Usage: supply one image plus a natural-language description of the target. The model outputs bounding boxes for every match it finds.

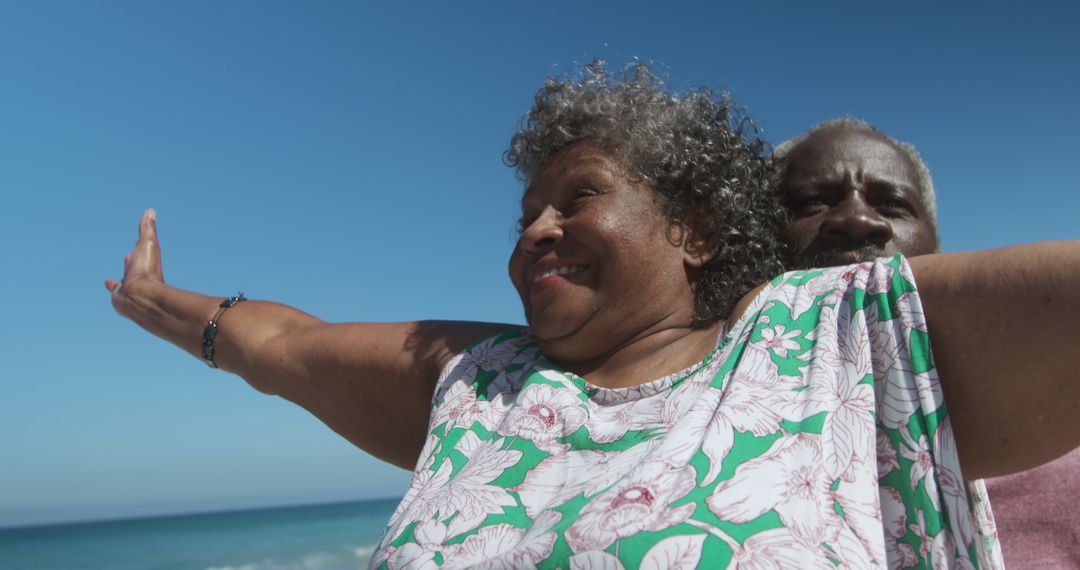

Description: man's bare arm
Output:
[912,242,1080,478]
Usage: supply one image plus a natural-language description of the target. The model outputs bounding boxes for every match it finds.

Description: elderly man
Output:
[776,118,1080,568]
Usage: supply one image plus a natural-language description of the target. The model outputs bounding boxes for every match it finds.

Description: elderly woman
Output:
[107,64,1078,568]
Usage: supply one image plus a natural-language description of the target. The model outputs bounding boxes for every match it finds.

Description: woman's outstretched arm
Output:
[912,241,1080,479]
[106,210,515,469]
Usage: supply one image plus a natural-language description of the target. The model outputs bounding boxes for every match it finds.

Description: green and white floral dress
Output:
[372,256,1002,569]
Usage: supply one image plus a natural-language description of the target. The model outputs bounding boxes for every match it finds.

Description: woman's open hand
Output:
[105,209,164,320]
[98,207,514,467]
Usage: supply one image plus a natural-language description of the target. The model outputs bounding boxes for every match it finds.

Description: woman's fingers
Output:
[106,209,164,300]
[123,209,164,281]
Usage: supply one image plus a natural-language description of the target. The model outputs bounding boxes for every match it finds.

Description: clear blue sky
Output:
[1,1,1077,528]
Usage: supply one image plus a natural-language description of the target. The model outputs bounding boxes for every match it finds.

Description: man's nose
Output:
[818,193,894,247]
[520,207,563,256]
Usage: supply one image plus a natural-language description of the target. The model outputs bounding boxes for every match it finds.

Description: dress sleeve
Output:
[840,254,1003,569]
[766,254,1002,568]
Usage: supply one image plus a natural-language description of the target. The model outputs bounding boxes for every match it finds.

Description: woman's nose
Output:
[819,193,894,247]
[520,207,563,256]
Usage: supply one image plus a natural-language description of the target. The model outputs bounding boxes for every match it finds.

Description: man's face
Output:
[780,127,938,267]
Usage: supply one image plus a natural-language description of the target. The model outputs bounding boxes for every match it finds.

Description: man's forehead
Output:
[794,128,896,159]
[786,128,919,184]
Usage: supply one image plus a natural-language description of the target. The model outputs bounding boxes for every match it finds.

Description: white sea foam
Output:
[354,543,377,563]
[8,498,397,570]
[302,552,336,569]
[202,544,379,570]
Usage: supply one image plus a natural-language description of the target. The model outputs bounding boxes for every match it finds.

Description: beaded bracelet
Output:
[201,293,246,368]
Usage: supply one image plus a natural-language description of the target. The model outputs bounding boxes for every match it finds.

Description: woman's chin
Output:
[524,297,595,341]
[528,318,581,343]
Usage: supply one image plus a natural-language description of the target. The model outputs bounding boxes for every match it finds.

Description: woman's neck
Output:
[546,320,725,389]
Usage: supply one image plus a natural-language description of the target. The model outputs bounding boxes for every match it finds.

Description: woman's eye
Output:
[516,215,537,233]
[570,189,596,203]
[561,190,595,215]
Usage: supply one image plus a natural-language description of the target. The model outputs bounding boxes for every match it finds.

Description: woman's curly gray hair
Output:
[505,61,788,327]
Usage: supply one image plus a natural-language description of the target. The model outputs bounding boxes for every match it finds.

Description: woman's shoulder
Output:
[724,254,922,349]
[759,254,916,305]
[432,326,539,398]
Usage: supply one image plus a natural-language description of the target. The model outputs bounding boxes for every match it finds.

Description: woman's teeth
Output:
[534,265,586,283]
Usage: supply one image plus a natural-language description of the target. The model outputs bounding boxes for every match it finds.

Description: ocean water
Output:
[0,498,399,570]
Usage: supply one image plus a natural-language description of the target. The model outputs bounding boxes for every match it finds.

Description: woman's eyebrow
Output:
[519,189,544,210]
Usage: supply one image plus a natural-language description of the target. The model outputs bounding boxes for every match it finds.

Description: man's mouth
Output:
[799,245,887,269]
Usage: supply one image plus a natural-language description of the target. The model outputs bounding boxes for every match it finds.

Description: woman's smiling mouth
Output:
[532,264,588,283]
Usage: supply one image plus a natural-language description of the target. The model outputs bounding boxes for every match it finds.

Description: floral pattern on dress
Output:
[565,460,697,553]
[373,255,1002,569]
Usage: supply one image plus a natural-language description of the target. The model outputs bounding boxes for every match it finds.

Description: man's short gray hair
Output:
[774,117,939,230]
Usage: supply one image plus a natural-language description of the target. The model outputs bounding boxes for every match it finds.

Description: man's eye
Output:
[792,199,828,215]
[876,198,914,215]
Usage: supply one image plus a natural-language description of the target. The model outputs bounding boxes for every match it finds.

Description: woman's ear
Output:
[685,208,717,268]
[682,232,714,268]
[666,217,715,269]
